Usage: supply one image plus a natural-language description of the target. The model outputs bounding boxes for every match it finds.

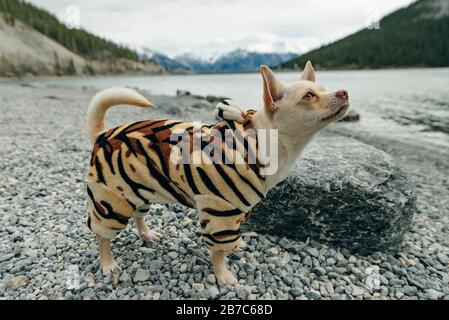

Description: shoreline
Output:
[2,66,449,82]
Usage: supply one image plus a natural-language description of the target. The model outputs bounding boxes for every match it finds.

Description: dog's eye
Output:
[303,92,315,100]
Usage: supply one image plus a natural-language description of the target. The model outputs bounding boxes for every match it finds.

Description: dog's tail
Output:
[87,87,156,144]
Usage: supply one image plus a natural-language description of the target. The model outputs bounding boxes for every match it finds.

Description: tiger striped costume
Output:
[86,100,265,252]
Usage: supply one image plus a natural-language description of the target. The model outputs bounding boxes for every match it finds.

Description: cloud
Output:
[28,0,415,58]
[175,33,321,58]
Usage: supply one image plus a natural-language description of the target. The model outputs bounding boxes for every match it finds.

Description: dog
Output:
[85,61,349,285]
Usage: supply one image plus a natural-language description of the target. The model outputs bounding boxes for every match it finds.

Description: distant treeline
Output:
[0,0,140,62]
[282,0,449,69]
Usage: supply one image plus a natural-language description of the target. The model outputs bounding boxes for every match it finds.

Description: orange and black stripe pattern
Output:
[86,110,266,251]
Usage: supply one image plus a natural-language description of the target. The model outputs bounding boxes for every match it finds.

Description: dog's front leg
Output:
[211,250,237,286]
[194,195,241,286]
[96,234,121,285]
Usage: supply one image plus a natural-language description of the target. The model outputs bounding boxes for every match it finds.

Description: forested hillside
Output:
[0,0,164,76]
[282,0,449,69]
[0,0,139,61]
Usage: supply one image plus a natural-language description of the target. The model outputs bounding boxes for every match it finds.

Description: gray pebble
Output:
[351,285,364,297]
[426,289,444,300]
[45,248,57,258]
[305,291,321,300]
[167,252,179,259]
[134,269,149,282]
[0,253,16,263]
[289,288,303,298]
[312,266,326,276]
[206,274,216,285]
[209,286,220,299]
[303,256,313,267]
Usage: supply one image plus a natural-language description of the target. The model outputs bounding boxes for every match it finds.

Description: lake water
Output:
[19,68,449,150]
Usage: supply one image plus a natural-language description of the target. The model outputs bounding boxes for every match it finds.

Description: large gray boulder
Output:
[246,137,416,255]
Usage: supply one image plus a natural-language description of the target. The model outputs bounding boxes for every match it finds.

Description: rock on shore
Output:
[247,137,416,254]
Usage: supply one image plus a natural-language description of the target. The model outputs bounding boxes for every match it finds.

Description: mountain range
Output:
[174,49,297,73]
[132,46,298,73]
[128,45,190,72]
[282,0,449,69]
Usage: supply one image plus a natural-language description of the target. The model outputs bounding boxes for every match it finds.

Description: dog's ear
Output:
[300,61,315,82]
[260,65,283,115]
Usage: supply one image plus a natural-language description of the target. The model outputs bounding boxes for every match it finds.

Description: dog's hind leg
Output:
[87,182,134,285]
[133,205,161,242]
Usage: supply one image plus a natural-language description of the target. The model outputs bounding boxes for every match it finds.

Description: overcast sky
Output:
[28,0,415,58]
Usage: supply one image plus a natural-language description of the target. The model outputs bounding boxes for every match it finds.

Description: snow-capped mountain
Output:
[127,44,298,73]
[174,53,212,72]
[150,52,190,72]
[128,44,189,72]
[214,49,298,72]
[175,49,298,73]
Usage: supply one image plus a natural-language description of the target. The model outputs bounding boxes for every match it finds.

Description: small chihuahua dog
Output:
[85,61,349,285]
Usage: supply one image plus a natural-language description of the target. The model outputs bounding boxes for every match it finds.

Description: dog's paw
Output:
[101,259,121,287]
[216,268,237,286]
[101,259,121,276]
[139,229,162,242]
[235,240,247,251]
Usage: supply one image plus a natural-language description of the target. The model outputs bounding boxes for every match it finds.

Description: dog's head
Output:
[260,61,349,135]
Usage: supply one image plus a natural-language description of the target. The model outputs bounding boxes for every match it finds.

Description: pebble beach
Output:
[0,83,448,300]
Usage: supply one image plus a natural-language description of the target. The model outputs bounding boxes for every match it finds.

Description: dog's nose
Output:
[336,90,348,100]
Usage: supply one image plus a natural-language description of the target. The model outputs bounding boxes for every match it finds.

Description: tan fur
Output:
[86,87,156,144]
[254,62,349,188]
